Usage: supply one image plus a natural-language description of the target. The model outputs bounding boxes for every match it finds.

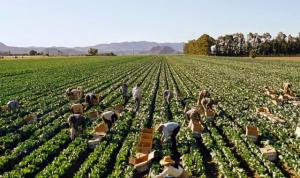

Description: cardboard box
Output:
[140,132,153,140]
[256,107,269,113]
[260,145,277,161]
[94,123,108,136]
[129,151,155,173]
[141,128,153,134]
[246,126,259,142]
[88,111,99,119]
[24,113,37,123]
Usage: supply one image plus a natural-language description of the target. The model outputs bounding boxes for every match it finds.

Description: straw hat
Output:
[114,104,124,113]
[160,156,175,166]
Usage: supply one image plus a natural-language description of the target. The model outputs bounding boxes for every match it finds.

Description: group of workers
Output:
[154,89,215,178]
[66,83,142,140]
[3,81,297,178]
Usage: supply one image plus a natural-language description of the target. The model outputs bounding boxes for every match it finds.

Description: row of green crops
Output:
[0,55,299,177]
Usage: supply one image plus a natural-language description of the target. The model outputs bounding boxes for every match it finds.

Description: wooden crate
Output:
[260,145,277,161]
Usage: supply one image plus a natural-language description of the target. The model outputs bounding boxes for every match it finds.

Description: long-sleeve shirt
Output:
[162,122,179,142]
[154,165,184,178]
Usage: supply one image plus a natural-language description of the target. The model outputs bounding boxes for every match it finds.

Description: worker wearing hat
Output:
[7,100,20,113]
[154,156,188,178]
[157,122,180,149]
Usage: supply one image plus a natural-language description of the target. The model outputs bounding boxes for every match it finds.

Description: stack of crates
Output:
[137,128,153,154]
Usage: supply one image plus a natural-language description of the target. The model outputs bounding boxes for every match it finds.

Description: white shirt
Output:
[132,86,141,99]
[102,111,114,120]
[162,122,179,142]
[154,165,184,178]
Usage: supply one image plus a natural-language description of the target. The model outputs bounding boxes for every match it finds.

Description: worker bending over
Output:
[157,122,180,149]
[65,87,84,99]
[154,156,188,178]
[185,107,202,123]
[68,114,86,140]
[163,90,174,104]
[85,93,98,106]
[101,110,119,129]
[7,100,20,112]
[70,103,85,114]
[197,89,211,106]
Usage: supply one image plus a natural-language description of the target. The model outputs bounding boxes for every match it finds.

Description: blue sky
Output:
[1,0,300,47]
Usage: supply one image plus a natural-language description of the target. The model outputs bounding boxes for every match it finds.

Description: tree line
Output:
[184,32,300,57]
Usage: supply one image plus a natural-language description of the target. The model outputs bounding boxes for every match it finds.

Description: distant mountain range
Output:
[0,41,184,55]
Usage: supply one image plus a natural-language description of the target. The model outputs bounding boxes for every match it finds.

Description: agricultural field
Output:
[0,55,299,178]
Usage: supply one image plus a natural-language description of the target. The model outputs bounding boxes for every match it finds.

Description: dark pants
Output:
[171,126,180,149]
[134,98,141,112]
[122,94,128,104]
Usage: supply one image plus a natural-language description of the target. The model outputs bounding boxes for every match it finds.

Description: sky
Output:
[1,0,300,47]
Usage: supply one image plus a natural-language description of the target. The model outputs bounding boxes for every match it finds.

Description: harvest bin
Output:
[246,126,259,142]
[88,111,99,119]
[260,145,277,161]
[129,151,155,173]
[24,113,37,123]
[94,123,108,136]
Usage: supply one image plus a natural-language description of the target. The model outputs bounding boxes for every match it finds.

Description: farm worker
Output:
[185,108,202,123]
[176,91,186,108]
[163,90,174,104]
[70,103,84,114]
[201,98,214,111]
[132,84,142,112]
[65,87,84,99]
[68,114,86,140]
[85,93,98,106]
[120,83,129,104]
[7,100,20,112]
[101,110,119,129]
[157,122,180,149]
[154,156,188,178]
[283,83,296,98]
[197,89,211,106]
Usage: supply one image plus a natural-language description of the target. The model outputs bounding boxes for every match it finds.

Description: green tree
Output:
[88,48,98,56]
[29,50,38,56]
